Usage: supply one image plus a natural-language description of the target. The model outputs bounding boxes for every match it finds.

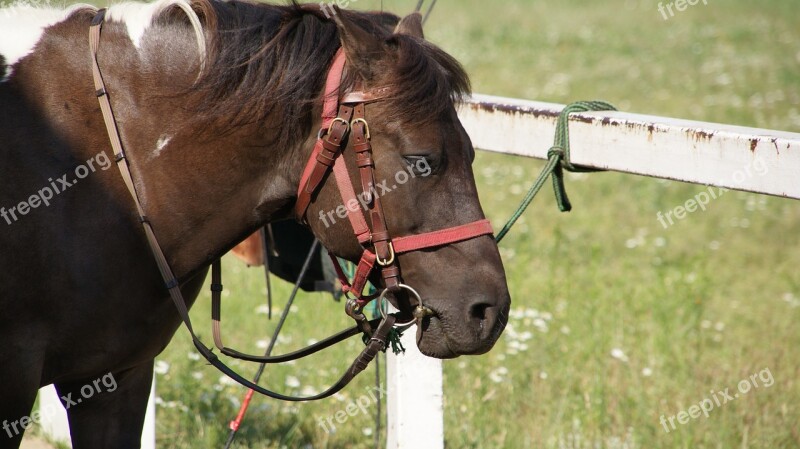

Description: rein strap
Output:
[89,10,391,402]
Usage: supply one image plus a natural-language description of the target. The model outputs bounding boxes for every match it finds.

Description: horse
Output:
[0,0,511,447]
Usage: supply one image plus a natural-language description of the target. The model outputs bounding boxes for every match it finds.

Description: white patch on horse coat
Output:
[0,4,88,82]
[0,0,204,82]
[107,0,206,68]
[153,134,172,158]
[107,1,167,49]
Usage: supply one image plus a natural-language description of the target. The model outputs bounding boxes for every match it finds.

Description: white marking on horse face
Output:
[0,5,75,82]
[153,134,173,158]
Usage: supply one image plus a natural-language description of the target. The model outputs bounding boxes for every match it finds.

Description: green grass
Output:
[150,0,800,448]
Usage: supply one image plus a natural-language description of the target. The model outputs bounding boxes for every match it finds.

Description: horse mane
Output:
[185,0,471,147]
[22,0,470,147]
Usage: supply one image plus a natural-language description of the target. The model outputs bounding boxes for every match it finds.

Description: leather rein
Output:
[89,9,493,401]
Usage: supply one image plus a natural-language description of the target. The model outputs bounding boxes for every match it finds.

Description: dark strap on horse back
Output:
[90,11,391,402]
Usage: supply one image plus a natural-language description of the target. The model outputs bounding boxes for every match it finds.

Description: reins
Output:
[91,9,391,402]
[89,8,494,401]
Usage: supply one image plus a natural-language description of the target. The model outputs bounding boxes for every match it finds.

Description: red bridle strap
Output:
[295,49,349,221]
[392,219,494,254]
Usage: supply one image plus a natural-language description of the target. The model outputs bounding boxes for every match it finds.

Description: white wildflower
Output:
[285,376,301,388]
[610,348,629,363]
[154,360,170,375]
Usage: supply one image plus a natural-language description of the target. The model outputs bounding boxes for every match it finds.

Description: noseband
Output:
[88,10,492,401]
[295,49,494,326]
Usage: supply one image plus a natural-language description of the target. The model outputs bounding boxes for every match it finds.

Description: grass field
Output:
[124,0,799,448]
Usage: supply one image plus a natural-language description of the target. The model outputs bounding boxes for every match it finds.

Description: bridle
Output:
[88,9,493,401]
[294,48,494,330]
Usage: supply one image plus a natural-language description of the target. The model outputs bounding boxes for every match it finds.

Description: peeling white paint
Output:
[459,94,800,200]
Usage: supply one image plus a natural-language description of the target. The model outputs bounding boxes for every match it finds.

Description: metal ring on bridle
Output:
[379,283,433,326]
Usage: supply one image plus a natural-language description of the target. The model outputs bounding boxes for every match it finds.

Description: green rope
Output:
[350,100,615,350]
[494,100,617,243]
[361,327,406,354]
[386,329,406,355]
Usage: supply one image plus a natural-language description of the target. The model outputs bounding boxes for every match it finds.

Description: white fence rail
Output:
[460,94,800,200]
[36,93,800,448]
[386,93,799,448]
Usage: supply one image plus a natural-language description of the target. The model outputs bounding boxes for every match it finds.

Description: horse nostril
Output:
[469,301,492,322]
[468,300,505,341]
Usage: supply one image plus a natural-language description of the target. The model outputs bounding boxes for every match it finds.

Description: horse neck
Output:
[23,10,312,279]
[114,28,314,278]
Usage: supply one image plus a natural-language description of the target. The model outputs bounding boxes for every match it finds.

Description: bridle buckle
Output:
[350,117,371,139]
[375,241,395,266]
[327,117,350,135]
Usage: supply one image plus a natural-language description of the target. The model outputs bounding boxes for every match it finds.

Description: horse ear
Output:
[394,12,424,39]
[332,7,384,81]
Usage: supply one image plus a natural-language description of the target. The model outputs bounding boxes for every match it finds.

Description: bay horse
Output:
[0,0,510,447]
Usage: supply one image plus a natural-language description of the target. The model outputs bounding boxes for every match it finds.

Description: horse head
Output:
[294,9,511,358]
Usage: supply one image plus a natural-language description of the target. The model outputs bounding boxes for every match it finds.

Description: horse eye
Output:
[403,155,436,176]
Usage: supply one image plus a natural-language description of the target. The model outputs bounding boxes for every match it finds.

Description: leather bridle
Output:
[89,10,493,401]
[295,48,494,328]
